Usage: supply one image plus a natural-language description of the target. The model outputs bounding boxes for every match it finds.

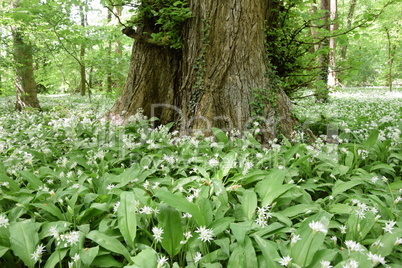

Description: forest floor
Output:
[0,87,402,267]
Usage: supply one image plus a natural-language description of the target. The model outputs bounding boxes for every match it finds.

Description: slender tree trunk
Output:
[315,0,330,101]
[106,0,296,140]
[107,8,113,92]
[327,0,338,88]
[79,3,87,96]
[11,3,41,110]
[340,0,356,59]
[385,27,395,92]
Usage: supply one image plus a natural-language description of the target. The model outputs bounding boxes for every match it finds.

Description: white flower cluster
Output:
[255,205,272,227]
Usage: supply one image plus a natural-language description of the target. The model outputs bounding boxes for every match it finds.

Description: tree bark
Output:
[340,0,356,59]
[12,22,41,110]
[385,26,396,92]
[106,0,296,140]
[327,0,338,88]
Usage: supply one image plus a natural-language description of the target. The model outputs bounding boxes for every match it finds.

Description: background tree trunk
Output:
[340,0,356,60]
[314,0,331,101]
[327,0,338,88]
[106,0,296,139]
[12,2,41,110]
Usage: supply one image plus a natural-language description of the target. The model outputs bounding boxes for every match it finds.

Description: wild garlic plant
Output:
[0,88,401,267]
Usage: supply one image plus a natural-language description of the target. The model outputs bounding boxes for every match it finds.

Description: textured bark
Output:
[12,30,41,111]
[107,0,296,139]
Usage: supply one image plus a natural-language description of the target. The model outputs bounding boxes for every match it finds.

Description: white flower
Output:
[49,226,59,238]
[373,239,384,248]
[152,227,164,243]
[72,253,80,262]
[113,202,120,213]
[106,184,116,190]
[208,158,219,167]
[278,256,292,266]
[139,206,154,215]
[184,231,193,240]
[157,255,168,268]
[194,252,202,263]
[195,226,214,242]
[31,244,46,262]
[395,237,402,245]
[0,214,9,228]
[291,234,301,244]
[340,225,347,234]
[65,231,80,246]
[345,240,364,252]
[320,260,333,268]
[309,220,328,234]
[367,252,386,266]
[383,220,396,233]
[342,259,359,268]
[255,205,272,227]
[182,212,192,218]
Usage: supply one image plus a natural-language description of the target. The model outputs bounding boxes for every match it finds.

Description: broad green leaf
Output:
[86,230,131,261]
[281,204,319,218]
[217,151,237,178]
[212,127,229,143]
[129,248,158,268]
[308,249,338,268]
[43,248,68,268]
[370,163,395,173]
[9,221,40,268]
[230,221,252,245]
[364,129,379,148]
[33,203,65,221]
[0,245,9,258]
[332,179,365,196]
[158,204,183,258]
[374,229,402,257]
[329,203,353,215]
[242,189,257,221]
[19,171,43,189]
[198,197,213,226]
[155,190,205,226]
[117,191,137,249]
[345,151,354,167]
[227,236,257,268]
[290,211,333,267]
[256,169,290,206]
[209,217,235,236]
[254,235,281,268]
[80,246,99,266]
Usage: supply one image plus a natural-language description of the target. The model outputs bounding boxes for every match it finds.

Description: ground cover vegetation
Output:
[1,0,402,267]
[0,87,402,267]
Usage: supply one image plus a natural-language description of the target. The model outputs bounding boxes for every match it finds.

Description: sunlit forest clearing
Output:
[1,0,402,267]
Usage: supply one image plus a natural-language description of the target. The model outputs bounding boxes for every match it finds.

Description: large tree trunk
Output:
[12,27,41,111]
[106,0,296,140]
